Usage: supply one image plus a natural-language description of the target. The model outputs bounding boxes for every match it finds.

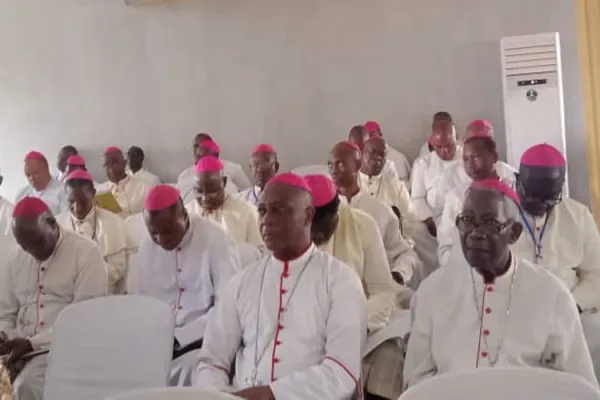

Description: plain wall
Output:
[0,0,588,203]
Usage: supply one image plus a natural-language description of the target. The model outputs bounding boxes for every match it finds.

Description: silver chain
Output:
[469,261,517,367]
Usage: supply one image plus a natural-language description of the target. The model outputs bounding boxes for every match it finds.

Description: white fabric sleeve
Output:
[105,250,128,294]
[245,207,264,248]
[403,289,437,388]
[269,264,367,400]
[0,259,18,336]
[410,159,434,220]
[437,194,461,267]
[233,165,252,191]
[572,207,600,310]
[194,273,244,391]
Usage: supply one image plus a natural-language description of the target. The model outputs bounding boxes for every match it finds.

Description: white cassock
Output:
[238,186,262,206]
[15,178,67,216]
[418,142,431,158]
[339,190,422,287]
[358,172,411,220]
[56,207,137,294]
[385,145,412,184]
[194,245,367,399]
[133,215,239,386]
[437,171,517,267]
[433,162,517,221]
[186,195,263,248]
[0,230,108,400]
[103,176,149,218]
[510,198,600,380]
[176,167,238,205]
[410,151,461,223]
[0,196,15,268]
[128,168,161,189]
[404,253,597,389]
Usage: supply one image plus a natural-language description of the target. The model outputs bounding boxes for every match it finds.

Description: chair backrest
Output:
[399,367,600,400]
[291,164,331,177]
[44,295,175,400]
[106,388,241,400]
[125,213,147,245]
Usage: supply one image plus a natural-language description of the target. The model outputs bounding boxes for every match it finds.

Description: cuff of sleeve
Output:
[28,333,46,350]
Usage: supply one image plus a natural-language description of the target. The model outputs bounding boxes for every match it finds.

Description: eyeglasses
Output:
[515,177,563,206]
[455,214,512,235]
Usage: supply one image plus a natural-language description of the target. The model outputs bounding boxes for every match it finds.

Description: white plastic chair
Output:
[106,388,241,400]
[125,213,148,245]
[44,295,175,400]
[400,367,600,400]
[291,165,331,177]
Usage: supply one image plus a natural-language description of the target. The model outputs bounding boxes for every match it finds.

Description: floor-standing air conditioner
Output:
[500,32,568,195]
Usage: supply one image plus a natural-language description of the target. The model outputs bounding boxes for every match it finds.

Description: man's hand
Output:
[423,217,437,237]
[391,271,404,285]
[0,338,33,364]
[233,386,275,400]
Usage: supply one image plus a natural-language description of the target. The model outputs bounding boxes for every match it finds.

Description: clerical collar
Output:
[274,243,314,263]
[473,254,517,287]
[339,187,364,205]
[71,206,97,223]
[175,217,195,251]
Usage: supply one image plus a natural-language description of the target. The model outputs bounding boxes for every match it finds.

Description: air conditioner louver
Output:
[502,36,559,76]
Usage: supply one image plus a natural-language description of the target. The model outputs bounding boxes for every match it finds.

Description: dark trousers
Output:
[172,338,203,360]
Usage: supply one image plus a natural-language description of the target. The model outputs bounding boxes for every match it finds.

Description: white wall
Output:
[0,0,587,203]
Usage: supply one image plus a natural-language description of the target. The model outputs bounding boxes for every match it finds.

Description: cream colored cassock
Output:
[436,165,517,267]
[103,176,149,218]
[339,190,422,287]
[194,245,367,399]
[510,198,600,379]
[56,207,137,294]
[318,203,410,399]
[186,195,263,248]
[0,197,15,269]
[404,254,597,389]
[128,168,160,189]
[15,178,66,217]
[385,145,411,184]
[132,215,238,386]
[0,230,108,400]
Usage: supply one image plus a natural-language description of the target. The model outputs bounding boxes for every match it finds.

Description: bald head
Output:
[348,125,369,151]
[329,142,361,190]
[258,181,314,259]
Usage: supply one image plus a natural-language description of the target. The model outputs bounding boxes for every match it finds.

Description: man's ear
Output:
[508,221,523,244]
[222,176,228,187]
[305,206,315,226]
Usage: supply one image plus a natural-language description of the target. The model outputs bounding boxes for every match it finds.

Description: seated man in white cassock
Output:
[437,132,516,267]
[238,144,279,206]
[433,120,516,221]
[54,145,78,183]
[415,112,453,160]
[0,197,108,400]
[132,185,238,386]
[349,125,399,185]
[102,146,149,218]
[305,174,411,400]
[56,170,137,294]
[328,142,422,288]
[63,155,101,188]
[177,134,246,203]
[0,169,15,267]
[16,151,67,216]
[126,146,161,188]
[363,121,412,185]
[404,180,597,389]
[186,156,263,248]
[510,143,600,380]
[195,173,367,400]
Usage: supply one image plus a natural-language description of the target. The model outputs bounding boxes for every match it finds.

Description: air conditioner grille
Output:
[502,36,559,76]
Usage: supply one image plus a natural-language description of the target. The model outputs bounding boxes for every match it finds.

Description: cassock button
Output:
[178,306,182,310]
[486,286,494,292]
[485,307,492,314]
[179,288,185,293]
[39,304,44,309]
[177,269,182,273]
[275,340,282,346]
[39,321,45,326]
[38,285,44,290]
[273,358,280,363]
[281,289,287,294]
[278,324,284,330]
[40,267,46,272]
[483,329,490,336]
[283,272,290,278]
[481,351,488,358]
[536,227,541,231]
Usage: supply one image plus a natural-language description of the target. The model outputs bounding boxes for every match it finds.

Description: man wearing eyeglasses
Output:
[511,143,600,381]
[403,180,596,389]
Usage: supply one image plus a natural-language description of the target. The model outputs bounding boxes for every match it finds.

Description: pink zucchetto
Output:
[470,179,520,206]
[200,140,220,154]
[364,121,381,133]
[335,141,361,153]
[304,174,337,207]
[24,151,46,162]
[144,184,181,212]
[520,143,566,168]
[268,173,312,194]
[13,197,50,217]
[466,120,494,138]
[65,170,93,182]
[195,155,224,173]
[66,155,86,166]
[252,144,276,154]
[103,146,122,156]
